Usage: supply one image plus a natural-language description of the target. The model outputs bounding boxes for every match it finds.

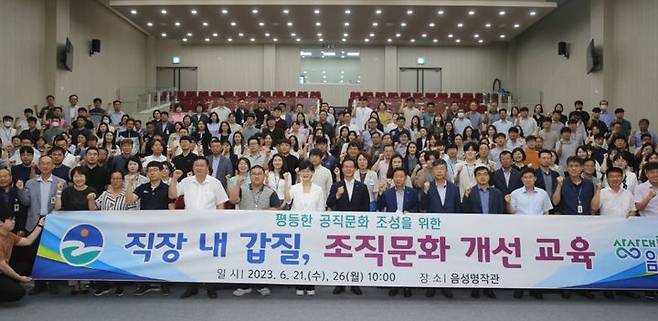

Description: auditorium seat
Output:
[350,91,360,99]
[185,91,197,98]
[260,91,271,98]
[273,91,284,98]
[400,92,411,99]
[235,91,246,98]
[437,93,449,99]
[223,91,234,98]
[362,91,373,98]
[475,93,484,101]
[310,91,321,99]
[413,92,423,99]
[449,93,461,100]
[210,91,221,98]
[247,91,258,98]
[375,92,386,98]
[198,91,209,99]
[297,91,309,98]
[425,93,436,99]
[387,92,399,99]
[462,93,474,101]
[285,91,296,98]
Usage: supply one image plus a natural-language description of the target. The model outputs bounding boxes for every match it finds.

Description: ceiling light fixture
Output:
[345,9,351,14]
[429,22,435,27]
[273,38,278,42]
[437,10,445,15]
[204,38,210,42]
[249,38,255,42]
[174,22,181,26]
[238,32,244,37]
[395,33,401,38]
[407,10,413,15]
[433,38,438,43]
[160,9,167,15]
[376,9,382,15]
[230,22,236,26]
[474,34,479,38]
[202,22,208,27]
[161,32,167,37]
[514,23,520,28]
[287,22,293,26]
[478,39,484,43]
[372,22,378,27]
[499,10,506,15]
[343,33,349,37]
[341,38,347,42]
[130,9,137,15]
[213,33,218,37]
[146,22,153,27]
[448,33,453,38]
[264,33,270,37]
[182,38,187,42]
[221,9,227,15]
[252,9,259,14]
[291,32,296,37]
[485,23,492,28]
[364,38,370,42]
[314,9,320,14]
[227,38,233,42]
[259,22,265,27]
[401,22,407,27]
[456,39,461,43]
[410,38,415,43]
[315,22,321,26]
[387,38,392,42]
[530,11,537,16]
[457,23,463,28]
[282,9,289,14]
[187,32,193,37]
[191,9,197,15]
[344,22,350,26]
[499,34,506,38]
[421,33,427,38]
[369,33,375,37]
[296,38,301,42]
[468,10,475,15]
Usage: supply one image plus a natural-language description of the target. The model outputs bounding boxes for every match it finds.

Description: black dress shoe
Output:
[484,289,496,299]
[471,289,480,298]
[644,291,656,300]
[388,288,399,297]
[180,286,198,298]
[579,291,595,299]
[207,288,218,299]
[530,290,543,300]
[441,289,453,298]
[47,283,60,295]
[425,289,436,297]
[332,286,345,295]
[403,288,412,298]
[561,290,572,299]
[603,291,615,299]
[350,286,362,295]
[618,291,640,299]
[513,290,523,299]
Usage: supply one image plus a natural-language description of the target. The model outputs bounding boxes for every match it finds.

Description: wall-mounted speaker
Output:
[558,41,569,58]
[90,39,101,55]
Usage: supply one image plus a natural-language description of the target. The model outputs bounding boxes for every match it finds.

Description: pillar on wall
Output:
[384,45,398,92]
[263,44,276,91]
[589,0,613,105]
[44,0,71,98]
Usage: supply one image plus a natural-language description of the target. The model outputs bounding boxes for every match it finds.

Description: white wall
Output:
[0,0,47,115]
[511,0,593,110]
[68,0,148,110]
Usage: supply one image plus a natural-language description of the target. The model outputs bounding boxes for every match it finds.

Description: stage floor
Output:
[2,286,657,321]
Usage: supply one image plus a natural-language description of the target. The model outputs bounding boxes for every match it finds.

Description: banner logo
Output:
[59,224,104,267]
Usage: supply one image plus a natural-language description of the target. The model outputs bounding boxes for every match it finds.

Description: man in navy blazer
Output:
[419,158,458,299]
[326,159,369,296]
[461,165,503,299]
[534,149,560,197]
[491,151,522,196]
[378,168,418,213]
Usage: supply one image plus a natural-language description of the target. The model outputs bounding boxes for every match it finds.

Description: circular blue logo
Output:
[59,224,104,267]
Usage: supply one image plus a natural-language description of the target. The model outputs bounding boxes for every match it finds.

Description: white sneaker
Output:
[306,290,316,296]
[257,287,271,296]
[233,288,252,296]
[296,289,304,296]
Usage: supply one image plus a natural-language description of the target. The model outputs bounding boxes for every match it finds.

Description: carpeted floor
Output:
[2,286,657,321]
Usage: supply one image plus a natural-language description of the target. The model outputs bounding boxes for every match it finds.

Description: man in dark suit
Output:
[206,139,233,189]
[420,158,459,298]
[326,158,369,296]
[491,151,522,199]
[462,165,504,299]
[156,111,175,142]
[534,149,560,198]
[377,167,419,298]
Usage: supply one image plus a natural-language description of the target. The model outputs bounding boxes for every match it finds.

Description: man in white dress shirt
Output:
[506,168,553,215]
[592,167,636,217]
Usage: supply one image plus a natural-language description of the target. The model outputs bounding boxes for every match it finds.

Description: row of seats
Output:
[173,90,321,99]
[349,91,493,101]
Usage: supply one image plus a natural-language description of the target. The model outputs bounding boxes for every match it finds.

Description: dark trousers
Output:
[0,274,25,302]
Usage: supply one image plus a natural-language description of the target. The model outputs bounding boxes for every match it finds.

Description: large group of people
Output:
[1,93,658,303]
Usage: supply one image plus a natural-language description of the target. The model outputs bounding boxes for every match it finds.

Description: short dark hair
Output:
[605,167,624,177]
[538,149,552,158]
[250,165,265,173]
[432,158,447,168]
[392,167,407,176]
[643,161,658,173]
[19,146,34,155]
[70,166,89,180]
[146,161,163,171]
[521,167,536,177]
[474,166,490,176]
[566,156,584,166]
[309,149,322,158]
[499,150,513,160]
[298,160,314,172]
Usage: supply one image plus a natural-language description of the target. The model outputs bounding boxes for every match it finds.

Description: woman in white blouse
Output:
[266,154,292,201]
[284,160,325,297]
[356,153,379,211]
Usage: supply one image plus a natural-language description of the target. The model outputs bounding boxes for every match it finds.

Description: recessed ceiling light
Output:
[318,38,323,42]
[264,33,270,37]
[344,22,350,26]
[287,22,293,26]
[252,9,259,14]
[457,23,464,28]
[146,22,153,27]
[433,38,438,43]
[448,34,453,38]
[485,23,492,28]
[372,22,379,27]
[407,10,413,15]
[456,39,461,43]
[202,22,208,27]
[290,32,296,37]
[395,33,401,38]
[221,9,228,15]
[364,38,370,42]
[161,32,167,37]
[400,22,407,27]
[259,22,265,27]
[273,38,278,42]
[213,33,218,37]
[341,38,347,42]
[437,10,445,15]
[227,38,233,42]
[369,33,375,37]
[238,32,244,37]
[376,9,382,15]
[478,39,484,43]
[387,38,392,42]
[499,10,506,15]
[282,9,289,14]
[468,10,475,15]
[474,34,479,38]
[429,22,435,27]
[345,9,351,14]
[296,38,301,42]
[317,33,323,37]
[249,38,255,42]
[174,22,181,26]
[186,32,193,37]
[315,22,321,26]
[182,38,187,42]
[191,9,197,15]
[130,9,137,15]
[421,33,427,38]
[314,9,320,14]
[499,34,506,38]
[343,33,349,37]
[530,11,537,16]
[514,23,520,28]
[204,38,210,42]
[410,38,415,43]
[160,9,167,15]
[230,22,237,27]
